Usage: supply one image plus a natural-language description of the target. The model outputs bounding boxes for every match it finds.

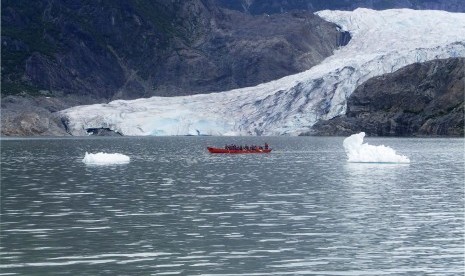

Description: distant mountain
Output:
[215,0,465,14]
[1,0,344,100]
[2,1,464,136]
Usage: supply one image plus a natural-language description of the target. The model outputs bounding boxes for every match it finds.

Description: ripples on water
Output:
[1,137,463,275]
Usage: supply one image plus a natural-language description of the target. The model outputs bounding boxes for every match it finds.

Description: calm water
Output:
[1,136,464,275]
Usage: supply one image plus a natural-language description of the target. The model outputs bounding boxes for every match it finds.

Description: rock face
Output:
[311,58,464,136]
[2,0,344,99]
[0,95,97,136]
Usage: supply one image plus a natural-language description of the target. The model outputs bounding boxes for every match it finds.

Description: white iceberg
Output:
[343,132,410,163]
[82,152,130,165]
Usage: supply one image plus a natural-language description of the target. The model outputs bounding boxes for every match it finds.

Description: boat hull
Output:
[207,147,272,154]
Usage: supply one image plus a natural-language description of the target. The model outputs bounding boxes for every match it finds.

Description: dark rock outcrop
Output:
[1,95,99,136]
[310,58,465,137]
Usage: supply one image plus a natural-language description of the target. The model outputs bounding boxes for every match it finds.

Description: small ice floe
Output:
[343,132,410,163]
[82,152,130,165]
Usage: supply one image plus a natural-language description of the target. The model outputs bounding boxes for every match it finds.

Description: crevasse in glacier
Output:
[59,8,465,136]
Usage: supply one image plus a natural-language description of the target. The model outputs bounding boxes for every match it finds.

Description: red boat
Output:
[207,147,272,154]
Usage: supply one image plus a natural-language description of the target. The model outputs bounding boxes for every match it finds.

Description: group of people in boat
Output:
[225,143,269,151]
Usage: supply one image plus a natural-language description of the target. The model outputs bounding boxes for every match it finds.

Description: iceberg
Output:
[59,9,465,136]
[82,152,130,165]
[343,132,410,163]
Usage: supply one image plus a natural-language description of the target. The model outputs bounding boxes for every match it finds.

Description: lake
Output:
[1,136,463,275]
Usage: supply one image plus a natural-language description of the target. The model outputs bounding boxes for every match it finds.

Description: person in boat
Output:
[264,143,269,150]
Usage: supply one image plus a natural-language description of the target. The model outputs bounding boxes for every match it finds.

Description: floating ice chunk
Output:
[343,132,410,163]
[82,152,130,165]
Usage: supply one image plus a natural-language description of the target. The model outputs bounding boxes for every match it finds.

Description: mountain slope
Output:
[58,9,465,136]
[1,0,344,99]
[310,58,464,136]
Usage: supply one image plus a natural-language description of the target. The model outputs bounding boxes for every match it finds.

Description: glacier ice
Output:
[343,132,410,163]
[60,8,465,136]
[82,152,130,165]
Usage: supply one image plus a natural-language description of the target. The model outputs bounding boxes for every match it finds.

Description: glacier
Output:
[59,8,465,136]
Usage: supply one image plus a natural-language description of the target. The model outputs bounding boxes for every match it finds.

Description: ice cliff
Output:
[59,8,465,136]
